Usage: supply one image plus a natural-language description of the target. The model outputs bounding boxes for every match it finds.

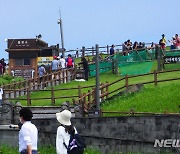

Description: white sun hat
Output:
[56,110,72,126]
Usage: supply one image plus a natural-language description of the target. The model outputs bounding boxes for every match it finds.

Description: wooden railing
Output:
[67,43,153,58]
[2,68,76,105]
[73,69,180,116]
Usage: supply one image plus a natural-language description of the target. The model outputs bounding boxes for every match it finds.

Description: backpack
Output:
[67,58,73,67]
[64,133,85,154]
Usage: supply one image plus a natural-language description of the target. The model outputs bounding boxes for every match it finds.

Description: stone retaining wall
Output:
[0,115,179,153]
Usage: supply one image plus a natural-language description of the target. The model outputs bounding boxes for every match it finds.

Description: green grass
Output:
[12,62,180,114]
[0,75,23,86]
[0,145,100,154]
[102,82,180,115]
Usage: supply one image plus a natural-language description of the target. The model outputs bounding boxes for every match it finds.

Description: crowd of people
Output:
[109,33,180,57]
[38,54,74,77]
[38,54,89,82]
[159,33,180,50]
[18,108,84,154]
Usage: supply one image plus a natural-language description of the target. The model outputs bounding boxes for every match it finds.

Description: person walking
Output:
[19,108,38,154]
[60,55,66,69]
[56,110,84,154]
[66,54,74,68]
[80,57,89,81]
[110,44,115,56]
[51,56,60,72]
[38,64,46,88]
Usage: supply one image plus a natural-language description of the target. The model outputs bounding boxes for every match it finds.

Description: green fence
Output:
[88,49,180,77]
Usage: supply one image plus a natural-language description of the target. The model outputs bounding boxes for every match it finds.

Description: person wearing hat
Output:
[19,108,38,154]
[56,110,78,154]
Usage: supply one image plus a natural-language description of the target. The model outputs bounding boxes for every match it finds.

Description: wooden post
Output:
[73,67,76,80]
[100,83,104,101]
[92,88,95,104]
[50,76,53,87]
[82,93,86,117]
[70,68,72,81]
[125,75,129,89]
[88,90,91,110]
[8,84,11,98]
[13,82,16,98]
[82,46,85,57]
[19,81,22,96]
[33,78,36,90]
[66,69,68,83]
[107,45,109,54]
[48,74,51,87]
[51,86,55,105]
[37,77,40,90]
[78,85,82,103]
[27,88,31,106]
[154,70,157,86]
[54,72,57,86]
[106,81,109,99]
[58,70,61,84]
[62,69,65,83]
[115,58,118,75]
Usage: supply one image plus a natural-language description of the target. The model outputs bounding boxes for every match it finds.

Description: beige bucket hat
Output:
[56,110,72,126]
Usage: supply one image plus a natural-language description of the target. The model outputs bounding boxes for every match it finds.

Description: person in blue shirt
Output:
[38,64,46,88]
[110,44,115,56]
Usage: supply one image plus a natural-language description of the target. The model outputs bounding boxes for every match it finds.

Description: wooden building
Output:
[6,38,59,79]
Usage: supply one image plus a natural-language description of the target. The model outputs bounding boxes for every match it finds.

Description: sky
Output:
[0,0,180,59]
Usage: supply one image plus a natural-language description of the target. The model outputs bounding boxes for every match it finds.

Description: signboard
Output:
[7,39,48,49]
[12,69,35,79]
[164,56,180,64]
[37,56,53,66]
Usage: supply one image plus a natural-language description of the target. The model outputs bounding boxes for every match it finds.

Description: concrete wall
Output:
[0,115,179,153]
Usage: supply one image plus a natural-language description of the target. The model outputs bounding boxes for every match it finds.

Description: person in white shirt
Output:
[0,87,3,106]
[19,108,38,154]
[56,110,78,154]
[59,55,66,69]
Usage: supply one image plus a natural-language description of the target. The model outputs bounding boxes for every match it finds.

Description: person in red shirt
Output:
[175,34,180,49]
[66,54,74,68]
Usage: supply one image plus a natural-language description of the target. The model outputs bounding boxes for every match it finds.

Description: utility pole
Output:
[58,8,65,57]
[95,44,100,114]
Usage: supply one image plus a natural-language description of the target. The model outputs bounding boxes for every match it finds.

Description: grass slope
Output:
[14,62,180,114]
[102,82,180,114]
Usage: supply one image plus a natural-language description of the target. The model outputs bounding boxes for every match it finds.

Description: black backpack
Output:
[64,133,85,154]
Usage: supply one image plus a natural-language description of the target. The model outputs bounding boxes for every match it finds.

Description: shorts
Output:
[20,150,38,154]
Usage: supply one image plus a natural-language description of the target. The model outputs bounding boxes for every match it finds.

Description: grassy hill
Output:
[14,62,180,114]
[102,82,180,115]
